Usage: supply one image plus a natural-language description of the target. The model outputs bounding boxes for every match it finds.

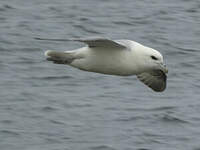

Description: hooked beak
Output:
[159,63,168,73]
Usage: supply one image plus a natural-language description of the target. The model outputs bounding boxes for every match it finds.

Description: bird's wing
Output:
[72,37,127,49]
[137,70,167,92]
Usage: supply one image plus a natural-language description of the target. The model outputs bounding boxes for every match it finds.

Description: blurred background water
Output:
[0,0,200,150]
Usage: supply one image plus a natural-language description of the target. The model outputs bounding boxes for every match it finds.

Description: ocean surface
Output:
[1,0,200,150]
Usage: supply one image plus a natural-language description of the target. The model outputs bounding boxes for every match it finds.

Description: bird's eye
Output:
[151,56,158,60]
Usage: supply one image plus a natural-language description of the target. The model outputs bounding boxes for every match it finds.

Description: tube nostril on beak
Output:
[159,63,168,73]
[164,64,168,73]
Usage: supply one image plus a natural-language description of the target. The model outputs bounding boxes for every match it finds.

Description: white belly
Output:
[70,47,138,76]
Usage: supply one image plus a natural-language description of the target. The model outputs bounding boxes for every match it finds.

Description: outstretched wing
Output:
[137,70,167,92]
[72,37,127,49]
[35,36,127,49]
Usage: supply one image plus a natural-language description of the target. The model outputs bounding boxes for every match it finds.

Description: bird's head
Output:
[137,47,168,74]
[135,46,168,92]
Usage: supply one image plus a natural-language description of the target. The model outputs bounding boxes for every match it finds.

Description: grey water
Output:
[0,0,200,150]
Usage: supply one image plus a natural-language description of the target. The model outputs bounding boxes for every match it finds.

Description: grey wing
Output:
[72,37,127,49]
[137,70,167,92]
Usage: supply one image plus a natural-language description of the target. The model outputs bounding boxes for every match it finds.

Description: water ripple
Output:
[0,4,14,12]
[41,106,58,112]
[90,145,116,150]
[73,24,102,34]
[124,106,176,112]
[0,130,20,136]
[157,113,189,124]
[32,75,73,80]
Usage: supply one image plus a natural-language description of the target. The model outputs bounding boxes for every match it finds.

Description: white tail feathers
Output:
[44,50,75,64]
[45,50,54,57]
[45,50,65,57]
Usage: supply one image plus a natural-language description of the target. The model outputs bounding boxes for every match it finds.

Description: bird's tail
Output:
[44,50,75,64]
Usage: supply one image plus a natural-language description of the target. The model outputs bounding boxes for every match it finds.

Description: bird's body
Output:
[70,40,141,76]
[44,37,168,92]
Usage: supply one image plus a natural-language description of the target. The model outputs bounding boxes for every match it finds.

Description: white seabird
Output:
[44,37,168,92]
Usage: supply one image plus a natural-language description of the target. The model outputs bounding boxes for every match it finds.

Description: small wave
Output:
[41,106,58,112]
[180,62,196,68]
[176,47,200,53]
[48,6,62,12]
[90,145,116,150]
[73,24,102,34]
[0,119,13,124]
[159,114,189,124]
[0,129,20,136]
[151,106,176,111]
[13,57,37,64]
[49,119,66,125]
[0,47,8,52]
[166,43,200,55]
[0,4,15,12]
[124,106,176,112]
[44,138,61,144]
[79,17,90,21]
[0,38,14,45]
[187,9,198,13]
[115,116,146,122]
[63,103,93,109]
[113,21,133,26]
[132,19,153,25]
[32,75,73,80]
[17,48,42,52]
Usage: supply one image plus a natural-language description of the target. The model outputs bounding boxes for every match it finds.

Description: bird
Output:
[43,37,168,92]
